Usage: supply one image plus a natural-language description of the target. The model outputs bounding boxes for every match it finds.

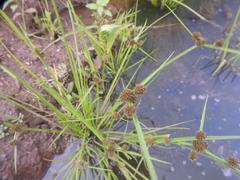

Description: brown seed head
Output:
[192,139,208,152]
[192,32,202,40]
[106,141,117,157]
[192,32,207,46]
[163,135,171,145]
[92,74,102,84]
[134,84,146,95]
[112,112,121,121]
[129,39,144,47]
[146,134,154,146]
[119,89,137,104]
[215,39,225,47]
[188,151,198,161]
[196,131,206,140]
[227,156,240,169]
[123,105,137,118]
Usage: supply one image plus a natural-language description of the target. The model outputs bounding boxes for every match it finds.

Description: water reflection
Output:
[137,0,240,179]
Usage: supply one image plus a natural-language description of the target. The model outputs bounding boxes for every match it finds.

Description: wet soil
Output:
[0,0,92,179]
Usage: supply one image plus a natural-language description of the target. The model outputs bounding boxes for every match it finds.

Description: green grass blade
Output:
[133,114,157,180]
[141,45,197,85]
[200,95,208,131]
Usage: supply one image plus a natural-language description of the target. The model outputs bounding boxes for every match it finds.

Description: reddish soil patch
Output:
[0,0,92,179]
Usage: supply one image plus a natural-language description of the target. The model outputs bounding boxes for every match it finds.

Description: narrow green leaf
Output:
[200,96,208,131]
[133,114,157,180]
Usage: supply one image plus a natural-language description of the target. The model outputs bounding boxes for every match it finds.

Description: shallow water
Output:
[44,0,240,179]
[136,0,240,179]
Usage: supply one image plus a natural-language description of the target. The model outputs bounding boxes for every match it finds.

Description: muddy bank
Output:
[0,132,68,180]
[0,0,91,179]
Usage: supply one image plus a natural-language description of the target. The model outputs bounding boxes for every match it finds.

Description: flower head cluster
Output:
[188,130,208,161]
[227,156,240,169]
[119,84,146,119]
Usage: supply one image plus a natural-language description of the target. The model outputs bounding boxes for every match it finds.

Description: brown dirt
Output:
[0,131,68,180]
[0,0,135,179]
[0,0,91,179]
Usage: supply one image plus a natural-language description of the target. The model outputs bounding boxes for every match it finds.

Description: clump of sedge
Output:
[123,105,136,118]
[227,156,240,169]
[192,32,207,46]
[119,89,137,104]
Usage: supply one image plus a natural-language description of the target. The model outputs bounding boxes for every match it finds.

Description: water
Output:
[44,0,240,179]
[43,140,81,180]
[135,0,240,179]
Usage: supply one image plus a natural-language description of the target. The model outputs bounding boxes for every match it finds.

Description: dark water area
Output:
[135,0,240,179]
[44,0,240,179]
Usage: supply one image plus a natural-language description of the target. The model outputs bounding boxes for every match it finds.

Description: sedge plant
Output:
[1,0,240,179]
